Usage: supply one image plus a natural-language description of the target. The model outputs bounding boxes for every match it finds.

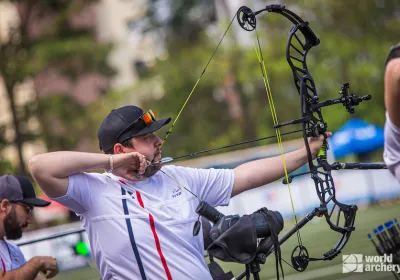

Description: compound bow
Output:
[235,4,385,272]
[158,3,387,275]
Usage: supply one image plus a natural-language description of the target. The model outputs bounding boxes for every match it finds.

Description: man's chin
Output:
[6,232,22,240]
[154,152,162,162]
[144,164,162,177]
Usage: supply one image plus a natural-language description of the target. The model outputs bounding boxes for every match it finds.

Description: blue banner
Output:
[330,118,384,159]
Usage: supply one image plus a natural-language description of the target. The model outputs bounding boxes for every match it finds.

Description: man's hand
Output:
[112,152,148,180]
[33,257,59,279]
[308,132,333,159]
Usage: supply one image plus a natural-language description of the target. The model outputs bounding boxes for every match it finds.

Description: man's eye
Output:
[144,133,154,139]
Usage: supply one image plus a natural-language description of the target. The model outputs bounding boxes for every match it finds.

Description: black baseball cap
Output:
[98,105,171,153]
[0,175,50,207]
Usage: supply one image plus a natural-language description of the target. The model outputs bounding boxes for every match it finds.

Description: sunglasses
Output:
[141,109,156,126]
[10,201,34,215]
[117,109,157,140]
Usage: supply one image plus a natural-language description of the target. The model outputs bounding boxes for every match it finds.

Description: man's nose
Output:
[155,134,162,146]
[26,214,33,224]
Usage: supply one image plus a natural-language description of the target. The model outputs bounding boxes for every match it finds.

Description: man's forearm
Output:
[29,151,111,197]
[232,148,308,196]
[1,258,41,280]
[29,151,110,179]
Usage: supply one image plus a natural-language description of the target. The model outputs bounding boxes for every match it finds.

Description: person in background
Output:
[383,43,400,180]
[0,175,59,279]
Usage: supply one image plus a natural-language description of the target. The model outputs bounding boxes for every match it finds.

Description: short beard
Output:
[144,162,162,177]
[4,208,23,240]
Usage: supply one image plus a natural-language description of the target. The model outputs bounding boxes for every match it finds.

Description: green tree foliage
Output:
[0,0,116,174]
[137,0,398,161]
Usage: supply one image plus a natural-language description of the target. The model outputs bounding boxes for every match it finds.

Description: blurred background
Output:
[0,0,399,279]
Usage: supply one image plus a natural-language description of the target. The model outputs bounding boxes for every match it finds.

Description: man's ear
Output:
[113,143,124,154]
[0,200,11,214]
[114,139,135,154]
[114,143,135,154]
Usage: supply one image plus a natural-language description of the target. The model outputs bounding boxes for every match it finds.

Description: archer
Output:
[28,105,328,280]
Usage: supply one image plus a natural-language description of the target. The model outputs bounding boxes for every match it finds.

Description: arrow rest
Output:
[291,245,309,272]
[237,6,256,31]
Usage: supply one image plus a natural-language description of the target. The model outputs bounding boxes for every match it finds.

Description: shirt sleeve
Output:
[7,241,26,269]
[170,166,235,207]
[384,111,400,179]
[48,172,104,215]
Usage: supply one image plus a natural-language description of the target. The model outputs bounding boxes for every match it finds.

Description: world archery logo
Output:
[342,254,363,273]
[172,186,182,198]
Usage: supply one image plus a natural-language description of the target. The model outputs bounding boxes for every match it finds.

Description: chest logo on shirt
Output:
[172,186,182,198]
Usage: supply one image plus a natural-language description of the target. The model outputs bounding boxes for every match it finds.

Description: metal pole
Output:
[16,228,86,246]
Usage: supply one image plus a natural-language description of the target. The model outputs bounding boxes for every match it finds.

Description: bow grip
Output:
[317,140,327,160]
[317,139,331,171]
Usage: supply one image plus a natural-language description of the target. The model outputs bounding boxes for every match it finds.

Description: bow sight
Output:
[274,82,371,135]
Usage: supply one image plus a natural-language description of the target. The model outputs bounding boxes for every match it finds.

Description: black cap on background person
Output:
[0,175,50,207]
[0,174,50,240]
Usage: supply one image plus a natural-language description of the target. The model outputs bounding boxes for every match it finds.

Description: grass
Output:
[54,201,400,280]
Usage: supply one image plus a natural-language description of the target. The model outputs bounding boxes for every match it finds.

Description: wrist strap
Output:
[108,155,114,173]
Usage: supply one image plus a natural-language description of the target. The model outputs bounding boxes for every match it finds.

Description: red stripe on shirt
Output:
[1,257,6,272]
[136,191,172,280]
[149,214,173,280]
[136,191,145,208]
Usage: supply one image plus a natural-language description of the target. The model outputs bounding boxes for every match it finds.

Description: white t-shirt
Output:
[50,165,234,280]
[384,112,400,181]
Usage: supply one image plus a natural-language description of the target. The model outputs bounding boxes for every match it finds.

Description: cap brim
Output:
[129,117,171,137]
[21,198,51,207]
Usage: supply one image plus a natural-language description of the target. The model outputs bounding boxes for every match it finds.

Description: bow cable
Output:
[252,28,303,247]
